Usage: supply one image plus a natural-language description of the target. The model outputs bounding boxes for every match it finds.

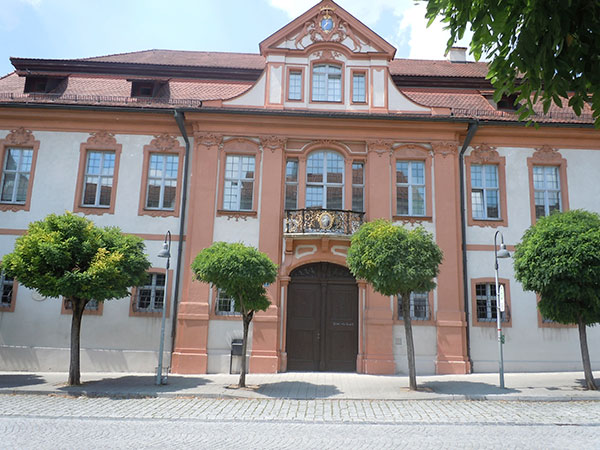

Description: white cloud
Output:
[18,0,43,7]
[268,0,474,61]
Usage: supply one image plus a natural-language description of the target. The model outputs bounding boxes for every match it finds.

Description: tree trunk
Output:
[68,297,88,386]
[401,292,417,391]
[239,312,252,388]
[577,315,597,390]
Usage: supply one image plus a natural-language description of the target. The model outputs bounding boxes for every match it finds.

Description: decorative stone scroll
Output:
[532,144,562,162]
[149,134,180,152]
[432,141,459,158]
[87,131,117,147]
[260,136,287,152]
[5,127,35,146]
[195,133,223,148]
[471,144,500,163]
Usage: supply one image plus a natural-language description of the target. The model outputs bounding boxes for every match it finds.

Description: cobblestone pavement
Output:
[1,395,599,449]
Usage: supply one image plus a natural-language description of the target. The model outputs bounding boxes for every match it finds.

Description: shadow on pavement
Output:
[0,373,46,388]
[256,381,341,399]
[56,375,212,399]
[575,377,600,390]
[421,381,519,395]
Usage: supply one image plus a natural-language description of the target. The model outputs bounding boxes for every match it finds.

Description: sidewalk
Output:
[1,370,599,401]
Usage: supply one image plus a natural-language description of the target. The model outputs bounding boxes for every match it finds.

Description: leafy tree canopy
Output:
[513,210,600,325]
[347,219,443,296]
[424,0,600,126]
[1,212,150,301]
[191,242,277,314]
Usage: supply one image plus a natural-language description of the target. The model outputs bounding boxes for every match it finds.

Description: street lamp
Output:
[494,230,510,389]
[156,230,171,385]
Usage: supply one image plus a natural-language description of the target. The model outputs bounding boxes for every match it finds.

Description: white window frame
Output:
[223,155,255,211]
[352,72,366,103]
[288,71,302,101]
[82,150,115,207]
[306,151,345,209]
[0,271,14,308]
[285,159,298,210]
[216,289,239,316]
[312,64,342,102]
[1,147,33,204]
[145,153,179,210]
[135,272,166,313]
[475,283,507,322]
[471,164,500,220]
[533,165,561,218]
[396,161,426,216]
[398,292,429,321]
[352,162,364,212]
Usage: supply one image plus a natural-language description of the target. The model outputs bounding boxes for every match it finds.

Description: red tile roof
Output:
[0,50,594,124]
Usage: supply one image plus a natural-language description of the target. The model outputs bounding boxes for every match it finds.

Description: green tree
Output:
[513,210,600,390]
[347,219,443,390]
[424,0,600,126]
[191,242,277,388]
[0,212,150,386]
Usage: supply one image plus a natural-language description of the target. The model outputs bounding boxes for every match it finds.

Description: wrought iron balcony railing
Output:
[284,208,365,235]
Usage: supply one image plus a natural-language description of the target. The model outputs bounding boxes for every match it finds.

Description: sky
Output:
[0,0,472,77]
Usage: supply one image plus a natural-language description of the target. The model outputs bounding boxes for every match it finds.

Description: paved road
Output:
[1,395,599,449]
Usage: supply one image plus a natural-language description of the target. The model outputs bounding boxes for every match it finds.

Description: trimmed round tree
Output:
[347,219,443,390]
[0,212,150,386]
[513,210,600,390]
[191,242,277,388]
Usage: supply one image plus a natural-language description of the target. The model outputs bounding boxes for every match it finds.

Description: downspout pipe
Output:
[171,110,191,352]
[459,120,479,372]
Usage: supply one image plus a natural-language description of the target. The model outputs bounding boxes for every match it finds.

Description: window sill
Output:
[130,309,167,318]
[392,215,433,223]
[216,210,257,220]
[139,208,178,218]
[394,318,435,326]
[473,319,512,328]
[468,218,508,228]
[210,313,242,320]
[73,205,115,216]
[0,202,29,212]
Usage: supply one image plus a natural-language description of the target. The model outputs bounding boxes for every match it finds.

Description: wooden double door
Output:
[286,263,358,372]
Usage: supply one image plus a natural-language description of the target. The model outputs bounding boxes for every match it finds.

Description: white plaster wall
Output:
[224,73,266,107]
[212,216,260,247]
[206,319,253,373]
[467,250,600,372]
[269,66,283,104]
[563,148,600,213]
[393,325,437,375]
[387,78,431,113]
[0,129,183,372]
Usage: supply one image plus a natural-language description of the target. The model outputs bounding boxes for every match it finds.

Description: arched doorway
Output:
[286,262,358,372]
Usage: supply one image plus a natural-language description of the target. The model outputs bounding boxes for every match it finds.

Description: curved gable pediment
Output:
[260,1,395,59]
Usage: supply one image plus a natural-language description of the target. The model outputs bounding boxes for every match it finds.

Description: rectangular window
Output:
[396,161,425,216]
[146,154,179,210]
[63,298,100,312]
[1,148,33,204]
[475,283,507,322]
[82,151,115,207]
[533,166,561,218]
[398,292,429,321]
[288,71,302,101]
[216,289,239,316]
[223,155,255,211]
[352,73,366,103]
[285,159,298,210]
[312,64,342,102]
[471,164,500,219]
[134,273,165,313]
[352,162,364,212]
[1,271,14,309]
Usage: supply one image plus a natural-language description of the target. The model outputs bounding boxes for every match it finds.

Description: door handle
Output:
[316,332,320,340]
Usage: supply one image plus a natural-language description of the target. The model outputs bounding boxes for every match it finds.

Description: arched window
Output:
[306,151,344,209]
[312,64,342,102]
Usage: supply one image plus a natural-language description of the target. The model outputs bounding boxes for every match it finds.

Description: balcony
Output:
[284,209,365,236]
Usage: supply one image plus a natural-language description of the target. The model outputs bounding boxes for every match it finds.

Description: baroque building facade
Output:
[1,1,599,375]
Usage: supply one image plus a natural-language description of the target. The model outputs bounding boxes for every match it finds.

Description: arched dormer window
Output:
[306,150,344,209]
[312,64,342,102]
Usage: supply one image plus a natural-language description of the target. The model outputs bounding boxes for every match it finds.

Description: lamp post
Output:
[494,230,510,389]
[156,230,171,386]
